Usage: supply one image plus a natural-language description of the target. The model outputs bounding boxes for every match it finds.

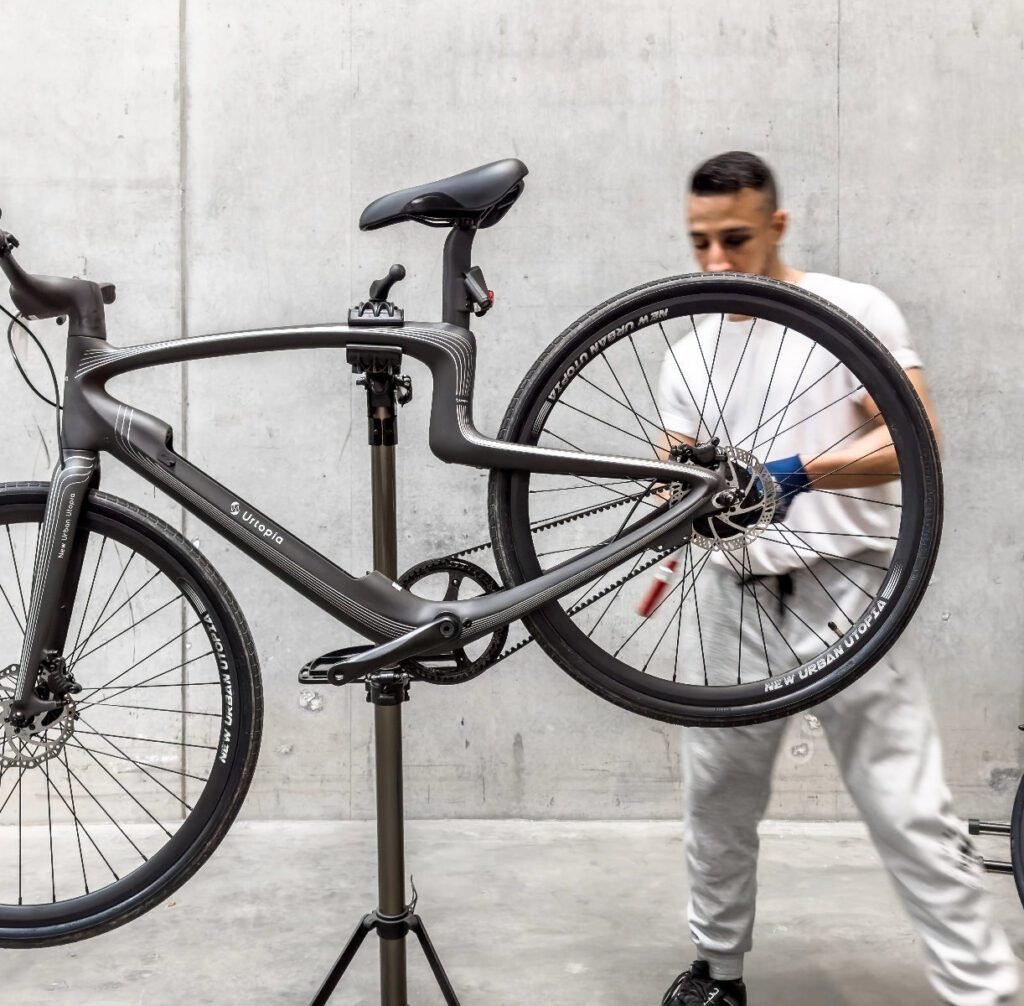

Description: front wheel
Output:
[0,483,262,946]
[489,273,942,727]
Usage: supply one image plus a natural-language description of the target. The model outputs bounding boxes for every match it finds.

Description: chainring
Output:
[397,558,508,684]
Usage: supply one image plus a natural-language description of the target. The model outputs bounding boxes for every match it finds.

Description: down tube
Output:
[105,401,415,644]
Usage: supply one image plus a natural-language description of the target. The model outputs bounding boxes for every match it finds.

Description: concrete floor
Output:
[5,820,1023,1005]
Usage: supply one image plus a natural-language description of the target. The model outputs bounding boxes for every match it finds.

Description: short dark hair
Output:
[690,151,778,214]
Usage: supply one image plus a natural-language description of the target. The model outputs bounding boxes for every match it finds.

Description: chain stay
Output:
[432,484,671,667]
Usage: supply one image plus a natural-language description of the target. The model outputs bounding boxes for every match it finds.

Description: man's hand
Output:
[761,454,811,522]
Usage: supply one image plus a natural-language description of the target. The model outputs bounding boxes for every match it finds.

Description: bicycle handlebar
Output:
[0,226,114,339]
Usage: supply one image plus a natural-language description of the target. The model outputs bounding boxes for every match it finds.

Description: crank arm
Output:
[322,616,461,685]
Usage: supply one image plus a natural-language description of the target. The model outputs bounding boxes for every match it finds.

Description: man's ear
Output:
[771,208,789,244]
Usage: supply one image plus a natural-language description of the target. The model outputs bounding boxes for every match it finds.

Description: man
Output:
[657,151,1018,1006]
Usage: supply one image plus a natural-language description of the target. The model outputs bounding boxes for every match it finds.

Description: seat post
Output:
[441,224,476,330]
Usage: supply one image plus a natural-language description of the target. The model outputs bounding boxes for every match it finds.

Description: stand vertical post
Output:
[308,347,461,1006]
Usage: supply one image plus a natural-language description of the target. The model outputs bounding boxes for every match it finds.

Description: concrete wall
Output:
[0,1,1021,821]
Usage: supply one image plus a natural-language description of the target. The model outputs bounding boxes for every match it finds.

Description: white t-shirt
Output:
[657,272,923,576]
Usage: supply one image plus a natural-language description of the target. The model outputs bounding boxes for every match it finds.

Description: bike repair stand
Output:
[306,298,462,1005]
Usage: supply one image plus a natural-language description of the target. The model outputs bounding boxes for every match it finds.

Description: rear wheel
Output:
[489,273,942,726]
[0,483,261,946]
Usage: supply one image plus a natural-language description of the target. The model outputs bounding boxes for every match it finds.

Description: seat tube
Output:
[13,451,98,716]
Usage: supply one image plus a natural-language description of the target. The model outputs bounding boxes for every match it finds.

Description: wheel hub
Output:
[675,446,779,552]
[0,664,77,768]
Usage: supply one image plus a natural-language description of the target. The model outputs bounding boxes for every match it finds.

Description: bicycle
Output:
[0,157,942,949]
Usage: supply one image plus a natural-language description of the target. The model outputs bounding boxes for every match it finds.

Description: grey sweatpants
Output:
[679,557,1018,1005]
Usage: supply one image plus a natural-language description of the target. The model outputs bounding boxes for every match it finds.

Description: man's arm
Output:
[799,367,941,490]
[654,366,940,493]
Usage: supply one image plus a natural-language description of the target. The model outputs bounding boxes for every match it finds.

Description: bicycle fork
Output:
[10,451,98,722]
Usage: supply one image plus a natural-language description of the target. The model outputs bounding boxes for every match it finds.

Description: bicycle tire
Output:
[1010,773,1024,911]
[0,482,262,946]
[488,273,942,727]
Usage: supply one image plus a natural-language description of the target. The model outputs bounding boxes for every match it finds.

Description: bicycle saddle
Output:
[359,158,528,231]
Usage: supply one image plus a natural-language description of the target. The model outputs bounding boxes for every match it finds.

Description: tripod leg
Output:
[309,914,377,1006]
[408,915,462,1006]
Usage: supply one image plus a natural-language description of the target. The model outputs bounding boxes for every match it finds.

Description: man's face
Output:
[687,187,787,276]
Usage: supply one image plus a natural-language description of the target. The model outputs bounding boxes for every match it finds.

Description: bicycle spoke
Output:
[761,342,817,459]
[756,535,892,571]
[739,358,843,451]
[737,547,749,683]
[78,621,202,703]
[627,333,678,447]
[71,590,183,671]
[80,702,221,718]
[64,747,90,893]
[530,479,640,494]
[720,550,802,665]
[744,552,775,679]
[801,442,897,492]
[596,353,659,451]
[753,383,866,455]
[765,532,855,628]
[752,327,788,446]
[691,314,737,448]
[6,524,28,621]
[810,487,902,508]
[59,758,149,862]
[67,550,137,668]
[0,577,25,635]
[65,738,207,786]
[773,523,878,602]
[719,550,830,649]
[44,759,56,902]
[49,754,120,882]
[74,728,216,752]
[69,566,163,666]
[18,754,22,905]
[68,536,107,664]
[582,553,647,639]
[611,550,713,658]
[77,649,215,713]
[659,321,713,441]
[575,373,675,448]
[685,545,709,686]
[69,741,175,839]
[552,398,660,451]
[711,317,757,443]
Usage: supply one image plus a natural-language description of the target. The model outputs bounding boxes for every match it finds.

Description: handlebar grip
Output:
[0,228,110,339]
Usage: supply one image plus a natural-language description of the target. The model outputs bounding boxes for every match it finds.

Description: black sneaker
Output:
[662,960,747,1006]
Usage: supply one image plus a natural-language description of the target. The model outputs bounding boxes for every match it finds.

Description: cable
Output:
[1,303,66,469]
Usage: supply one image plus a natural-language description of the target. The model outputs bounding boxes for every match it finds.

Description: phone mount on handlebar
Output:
[349,263,405,327]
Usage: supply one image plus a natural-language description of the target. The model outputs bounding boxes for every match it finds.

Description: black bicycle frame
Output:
[13,318,724,716]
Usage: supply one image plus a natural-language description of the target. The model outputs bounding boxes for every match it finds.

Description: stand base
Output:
[309,906,462,1006]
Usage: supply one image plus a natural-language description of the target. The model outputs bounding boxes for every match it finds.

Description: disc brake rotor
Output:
[0,664,76,769]
[686,446,777,552]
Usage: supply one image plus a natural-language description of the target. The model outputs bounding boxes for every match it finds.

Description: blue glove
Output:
[763,455,811,523]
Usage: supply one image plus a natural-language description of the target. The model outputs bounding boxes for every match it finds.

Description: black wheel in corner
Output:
[1010,772,1024,911]
[0,482,262,946]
